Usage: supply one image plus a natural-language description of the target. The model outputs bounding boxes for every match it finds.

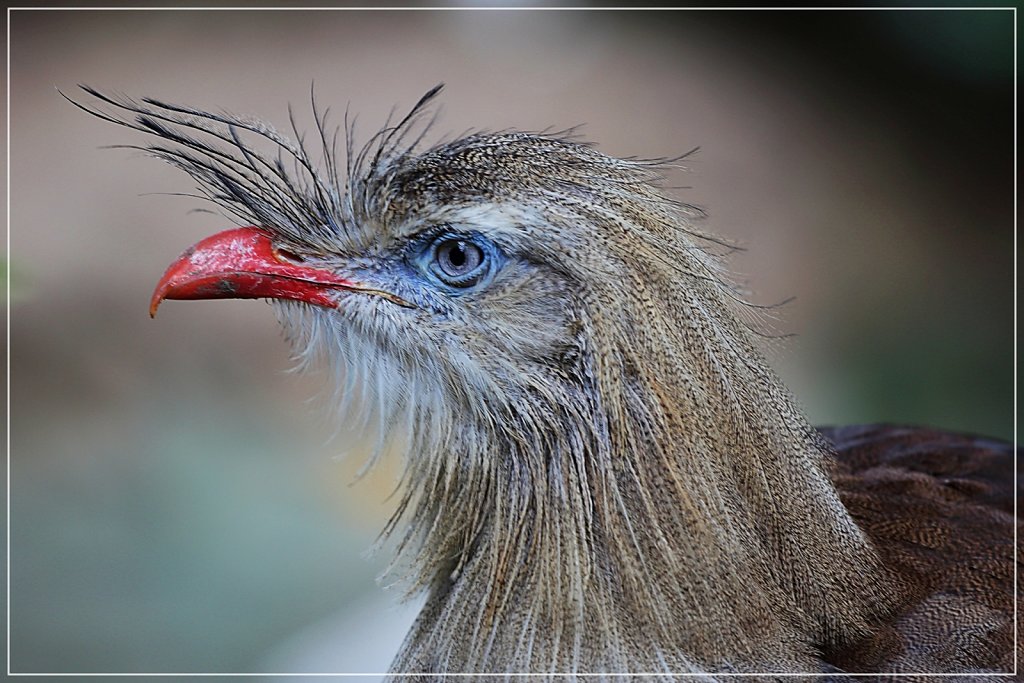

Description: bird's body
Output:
[825,425,1016,674]
[72,87,1018,679]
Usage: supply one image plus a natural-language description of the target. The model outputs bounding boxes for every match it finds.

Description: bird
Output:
[69,85,1018,679]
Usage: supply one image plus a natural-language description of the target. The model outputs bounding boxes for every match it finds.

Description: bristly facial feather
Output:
[71,85,899,678]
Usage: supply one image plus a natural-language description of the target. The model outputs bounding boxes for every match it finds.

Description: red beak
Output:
[149,226,408,317]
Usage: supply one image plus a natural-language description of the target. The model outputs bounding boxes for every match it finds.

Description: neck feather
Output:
[389,277,897,676]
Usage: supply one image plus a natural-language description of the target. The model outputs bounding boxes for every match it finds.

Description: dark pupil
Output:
[448,243,467,268]
[438,239,483,279]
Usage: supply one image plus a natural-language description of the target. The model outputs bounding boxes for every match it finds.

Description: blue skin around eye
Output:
[409,231,504,294]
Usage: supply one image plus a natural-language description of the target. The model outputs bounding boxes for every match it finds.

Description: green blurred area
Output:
[10,357,394,672]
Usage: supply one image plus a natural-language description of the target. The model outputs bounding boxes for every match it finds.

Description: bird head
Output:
[73,85,891,672]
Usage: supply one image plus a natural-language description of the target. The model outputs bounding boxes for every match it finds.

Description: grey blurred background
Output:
[6,7,1013,677]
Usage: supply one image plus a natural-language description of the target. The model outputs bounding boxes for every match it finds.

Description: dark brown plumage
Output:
[71,85,1019,679]
[824,425,1018,673]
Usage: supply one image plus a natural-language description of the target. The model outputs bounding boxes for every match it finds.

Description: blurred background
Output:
[5,6,1014,677]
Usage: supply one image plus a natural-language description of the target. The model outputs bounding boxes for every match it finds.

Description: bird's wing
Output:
[821,424,1019,673]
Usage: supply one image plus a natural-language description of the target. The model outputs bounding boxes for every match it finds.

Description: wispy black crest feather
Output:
[62,83,446,253]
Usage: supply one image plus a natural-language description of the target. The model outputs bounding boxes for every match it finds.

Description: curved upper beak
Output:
[149,226,411,317]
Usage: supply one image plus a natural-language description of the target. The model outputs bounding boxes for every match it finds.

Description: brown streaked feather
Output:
[823,424,1019,673]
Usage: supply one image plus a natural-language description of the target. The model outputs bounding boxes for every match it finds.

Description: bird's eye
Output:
[430,238,488,287]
